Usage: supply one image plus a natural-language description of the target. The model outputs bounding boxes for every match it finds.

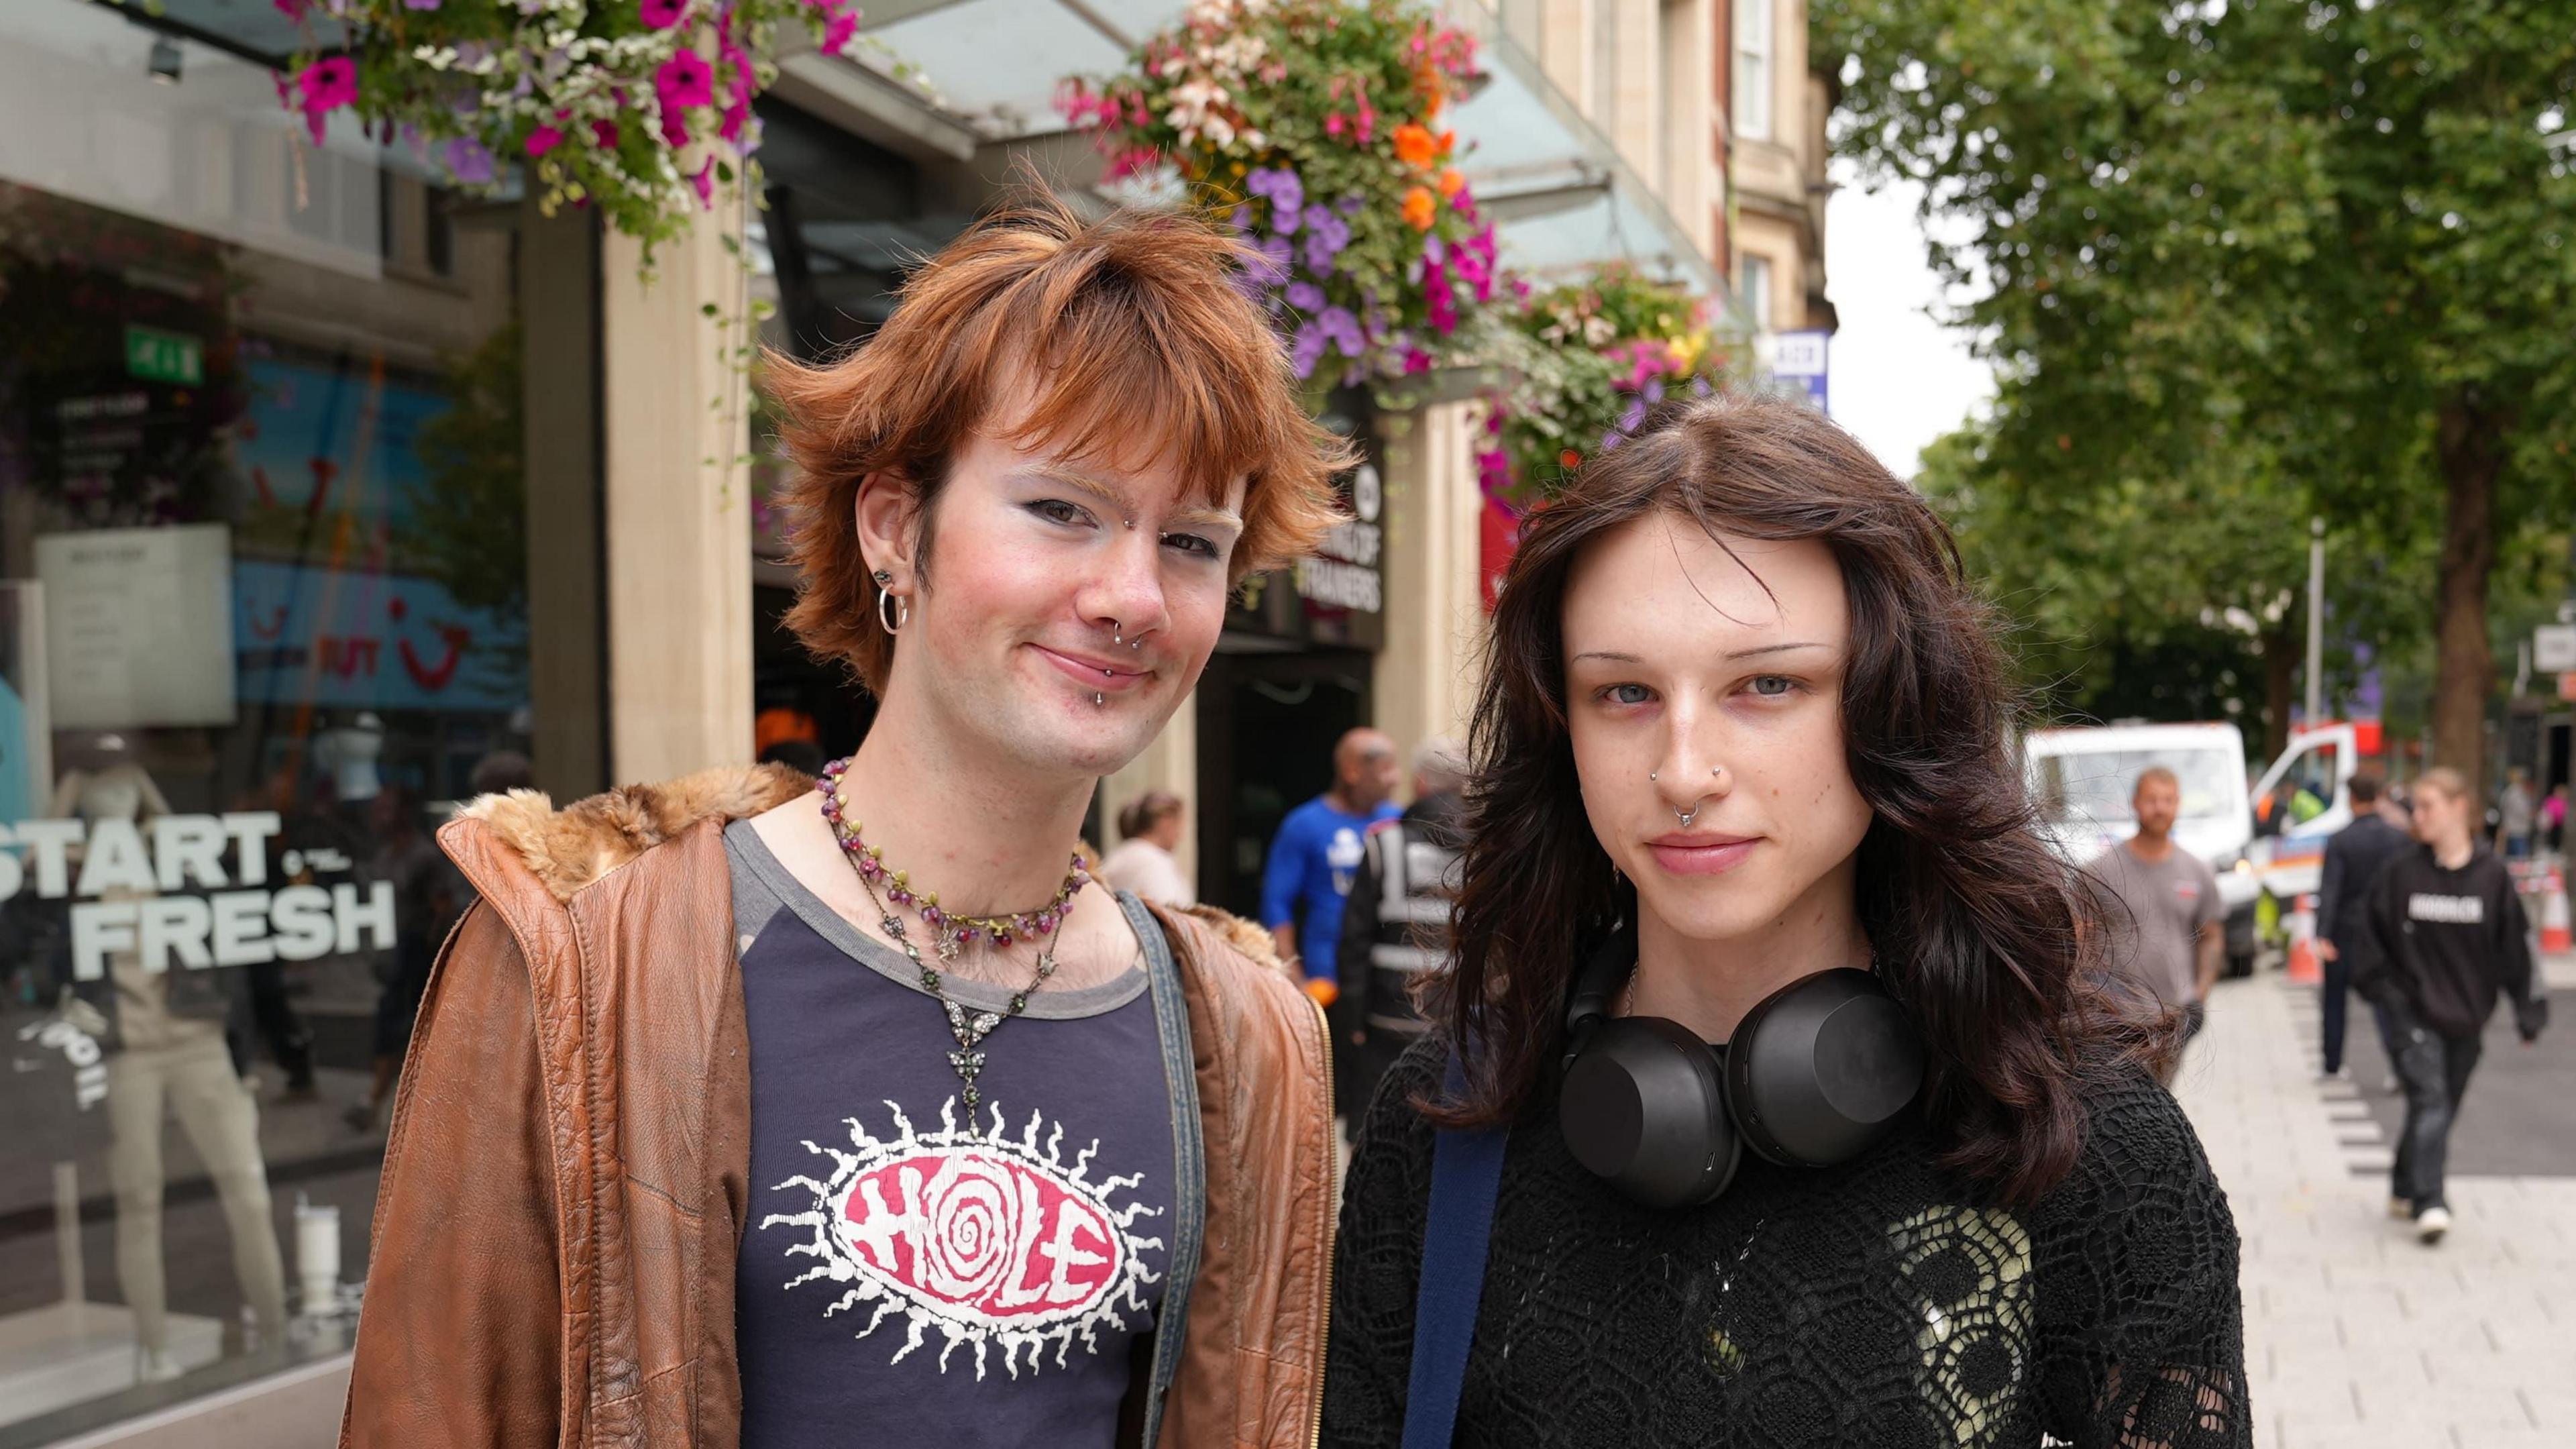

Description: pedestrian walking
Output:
[2082,767,2225,1081]
[2315,772,2410,1080]
[2494,767,2536,860]
[341,189,1354,1448]
[1323,392,2245,1447]
[1101,788,1195,906]
[1260,726,1401,992]
[1332,737,1467,1114]
[2357,766,2550,1245]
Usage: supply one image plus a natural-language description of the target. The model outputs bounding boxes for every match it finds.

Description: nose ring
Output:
[1675,804,1699,828]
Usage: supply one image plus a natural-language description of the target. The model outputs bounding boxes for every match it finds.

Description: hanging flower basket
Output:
[1059,0,1501,386]
[1478,266,1739,502]
[274,0,881,258]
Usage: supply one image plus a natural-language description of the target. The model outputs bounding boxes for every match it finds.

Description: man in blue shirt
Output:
[1263,727,1401,989]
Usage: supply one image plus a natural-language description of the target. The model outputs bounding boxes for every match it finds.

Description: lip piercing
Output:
[1092,692,1105,706]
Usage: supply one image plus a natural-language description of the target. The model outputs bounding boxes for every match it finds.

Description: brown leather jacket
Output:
[339,765,1336,1448]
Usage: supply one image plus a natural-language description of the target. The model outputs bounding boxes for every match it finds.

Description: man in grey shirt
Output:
[2085,765,2225,1081]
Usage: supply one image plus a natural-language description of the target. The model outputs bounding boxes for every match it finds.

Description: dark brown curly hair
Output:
[1433,390,2174,1204]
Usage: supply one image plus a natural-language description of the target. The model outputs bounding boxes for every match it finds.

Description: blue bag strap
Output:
[1401,1051,1508,1449]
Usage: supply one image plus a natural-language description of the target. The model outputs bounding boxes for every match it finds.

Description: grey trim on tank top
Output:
[723,820,1150,1019]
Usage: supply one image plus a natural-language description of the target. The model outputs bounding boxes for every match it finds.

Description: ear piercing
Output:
[875,573,908,634]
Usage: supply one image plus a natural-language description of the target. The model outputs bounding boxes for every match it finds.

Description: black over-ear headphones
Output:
[1557,926,1927,1210]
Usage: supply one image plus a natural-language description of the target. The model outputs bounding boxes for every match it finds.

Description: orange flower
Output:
[1437,167,1465,199]
[1393,122,1438,168]
[1401,185,1437,230]
[1436,129,1456,160]
[1558,448,1582,469]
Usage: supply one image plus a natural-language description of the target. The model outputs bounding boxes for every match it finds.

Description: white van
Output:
[2023,720,2365,975]
[2023,722,2263,974]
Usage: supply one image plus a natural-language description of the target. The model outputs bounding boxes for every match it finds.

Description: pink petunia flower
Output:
[592,119,621,150]
[640,0,690,28]
[822,10,860,54]
[297,56,358,113]
[525,124,564,158]
[691,161,716,206]
[655,48,716,111]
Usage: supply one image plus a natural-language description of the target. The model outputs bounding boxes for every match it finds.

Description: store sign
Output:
[123,325,205,386]
[1295,464,1385,613]
[0,813,395,981]
[2535,624,2576,673]
[1767,329,1830,413]
[35,523,237,730]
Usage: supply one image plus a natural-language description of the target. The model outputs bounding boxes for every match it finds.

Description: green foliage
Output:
[1820,0,2576,763]
[1476,267,1737,500]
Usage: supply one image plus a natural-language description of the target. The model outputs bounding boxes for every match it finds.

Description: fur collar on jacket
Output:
[455,762,1291,974]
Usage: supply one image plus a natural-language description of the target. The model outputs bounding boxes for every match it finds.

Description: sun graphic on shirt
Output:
[759,1097,1166,1381]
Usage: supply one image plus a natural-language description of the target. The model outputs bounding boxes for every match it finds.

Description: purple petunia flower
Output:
[1316,305,1364,358]
[1301,209,1351,276]
[443,136,496,185]
[1337,193,1365,217]
[1289,323,1328,379]
[1242,234,1292,290]
[1285,280,1325,312]
[1246,166,1304,221]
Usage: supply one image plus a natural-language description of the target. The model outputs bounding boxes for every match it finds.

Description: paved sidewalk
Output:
[2174,971,2576,1448]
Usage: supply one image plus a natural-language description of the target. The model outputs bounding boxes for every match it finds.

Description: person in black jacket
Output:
[2314,773,2411,1078]
[1333,738,1468,1114]
[2357,767,2549,1245]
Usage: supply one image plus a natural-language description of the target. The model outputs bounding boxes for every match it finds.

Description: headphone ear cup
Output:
[1725,969,1925,1169]
[1559,1017,1741,1209]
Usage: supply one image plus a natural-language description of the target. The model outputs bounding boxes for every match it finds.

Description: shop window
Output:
[0,9,536,1435]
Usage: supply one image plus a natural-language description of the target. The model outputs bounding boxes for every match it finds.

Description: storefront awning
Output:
[853,0,1723,299]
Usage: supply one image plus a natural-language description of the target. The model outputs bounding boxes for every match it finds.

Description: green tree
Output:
[1819,0,2576,784]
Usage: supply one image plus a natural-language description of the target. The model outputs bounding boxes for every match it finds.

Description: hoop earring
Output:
[877,584,908,635]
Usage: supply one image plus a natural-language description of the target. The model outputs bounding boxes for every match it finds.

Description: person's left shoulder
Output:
[2041,1071,2235,1256]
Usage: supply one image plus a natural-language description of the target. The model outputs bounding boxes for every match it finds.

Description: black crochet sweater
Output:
[1322,1040,2249,1448]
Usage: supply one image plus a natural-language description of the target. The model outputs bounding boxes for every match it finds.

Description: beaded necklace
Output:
[817,757,1091,1129]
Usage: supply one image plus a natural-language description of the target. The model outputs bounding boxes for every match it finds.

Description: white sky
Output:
[1819,160,1995,481]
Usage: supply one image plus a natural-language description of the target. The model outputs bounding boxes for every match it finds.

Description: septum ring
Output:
[1674,804,1701,828]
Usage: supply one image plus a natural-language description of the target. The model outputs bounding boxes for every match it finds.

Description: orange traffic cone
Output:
[2542,870,2571,954]
[2286,896,2321,985]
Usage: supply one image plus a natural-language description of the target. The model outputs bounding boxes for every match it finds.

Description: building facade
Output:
[0,1,1828,1444]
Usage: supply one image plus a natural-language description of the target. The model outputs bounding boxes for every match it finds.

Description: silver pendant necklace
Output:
[854,863,1065,1134]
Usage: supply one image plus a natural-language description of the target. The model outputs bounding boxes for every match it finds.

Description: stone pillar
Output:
[599,196,755,785]
[519,205,607,800]
[1371,402,1487,772]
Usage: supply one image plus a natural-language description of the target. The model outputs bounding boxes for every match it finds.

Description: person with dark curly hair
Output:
[1322,391,2250,1448]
